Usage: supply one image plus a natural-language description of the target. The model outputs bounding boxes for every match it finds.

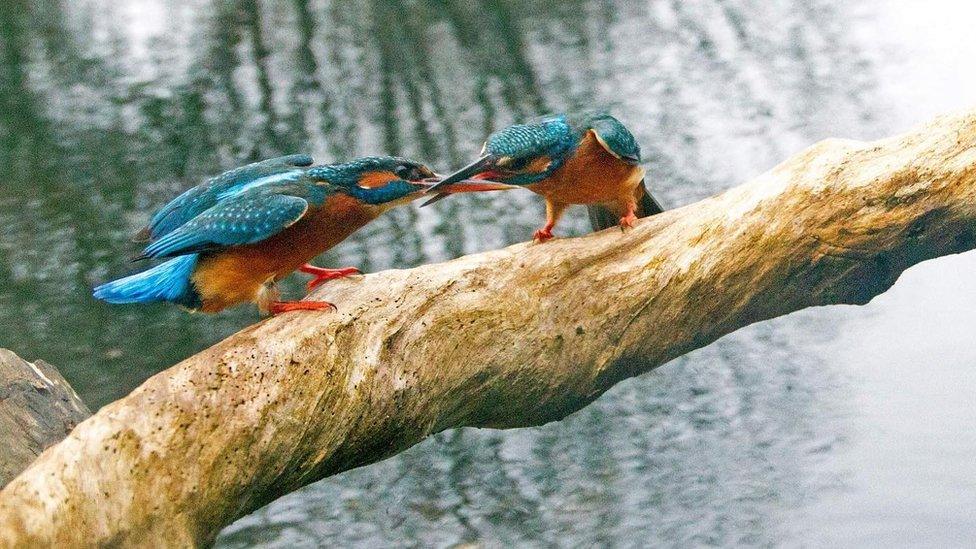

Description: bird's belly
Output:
[529,134,643,205]
[191,196,375,312]
[191,256,271,313]
[533,169,640,204]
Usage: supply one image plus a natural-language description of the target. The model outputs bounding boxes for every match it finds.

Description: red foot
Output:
[299,264,361,291]
[269,300,337,315]
[533,227,555,243]
[619,211,638,231]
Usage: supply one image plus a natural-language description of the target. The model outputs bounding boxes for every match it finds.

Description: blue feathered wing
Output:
[138,188,310,259]
[138,154,312,241]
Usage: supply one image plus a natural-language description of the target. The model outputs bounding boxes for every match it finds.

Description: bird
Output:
[93,155,503,315]
[423,111,664,242]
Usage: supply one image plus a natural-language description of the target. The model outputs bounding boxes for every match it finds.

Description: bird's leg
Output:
[618,198,638,231]
[534,200,568,243]
[269,300,337,315]
[299,264,361,291]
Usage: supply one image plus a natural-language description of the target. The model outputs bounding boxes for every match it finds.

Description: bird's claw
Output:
[306,278,326,292]
[533,227,555,243]
[619,212,638,232]
[301,265,361,291]
[270,300,337,315]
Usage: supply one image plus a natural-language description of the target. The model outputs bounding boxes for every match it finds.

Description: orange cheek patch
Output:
[526,156,552,173]
[358,171,398,189]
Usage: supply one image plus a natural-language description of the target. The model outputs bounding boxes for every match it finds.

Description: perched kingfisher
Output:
[425,111,664,241]
[94,154,502,315]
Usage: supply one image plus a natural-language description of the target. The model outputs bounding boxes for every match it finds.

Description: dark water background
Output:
[2,0,974,546]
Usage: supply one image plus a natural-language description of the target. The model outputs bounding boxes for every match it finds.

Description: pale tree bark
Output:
[2,109,976,547]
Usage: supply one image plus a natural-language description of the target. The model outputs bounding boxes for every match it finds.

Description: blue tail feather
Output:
[93,254,201,308]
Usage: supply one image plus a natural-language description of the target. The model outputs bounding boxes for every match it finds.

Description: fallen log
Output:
[2,109,976,547]
[0,349,90,488]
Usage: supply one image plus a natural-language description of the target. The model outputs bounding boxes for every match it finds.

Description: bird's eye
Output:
[395,165,411,179]
[503,157,532,171]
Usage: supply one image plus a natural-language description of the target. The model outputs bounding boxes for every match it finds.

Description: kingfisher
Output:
[424,111,664,241]
[94,154,503,315]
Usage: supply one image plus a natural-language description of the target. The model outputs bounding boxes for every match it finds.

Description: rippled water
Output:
[1,1,974,546]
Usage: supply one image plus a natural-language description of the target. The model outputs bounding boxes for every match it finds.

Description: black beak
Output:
[425,155,498,193]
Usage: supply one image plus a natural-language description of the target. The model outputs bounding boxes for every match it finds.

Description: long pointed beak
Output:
[419,178,516,207]
[436,180,516,193]
[426,155,498,193]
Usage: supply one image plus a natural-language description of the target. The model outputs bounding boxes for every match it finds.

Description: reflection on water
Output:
[4,0,969,547]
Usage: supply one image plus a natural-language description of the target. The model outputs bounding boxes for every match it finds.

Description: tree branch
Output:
[3,110,976,546]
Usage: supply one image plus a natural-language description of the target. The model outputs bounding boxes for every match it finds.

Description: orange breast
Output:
[528,131,643,205]
[191,194,376,312]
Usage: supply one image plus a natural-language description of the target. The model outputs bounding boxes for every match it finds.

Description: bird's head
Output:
[307,156,436,208]
[427,116,578,196]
